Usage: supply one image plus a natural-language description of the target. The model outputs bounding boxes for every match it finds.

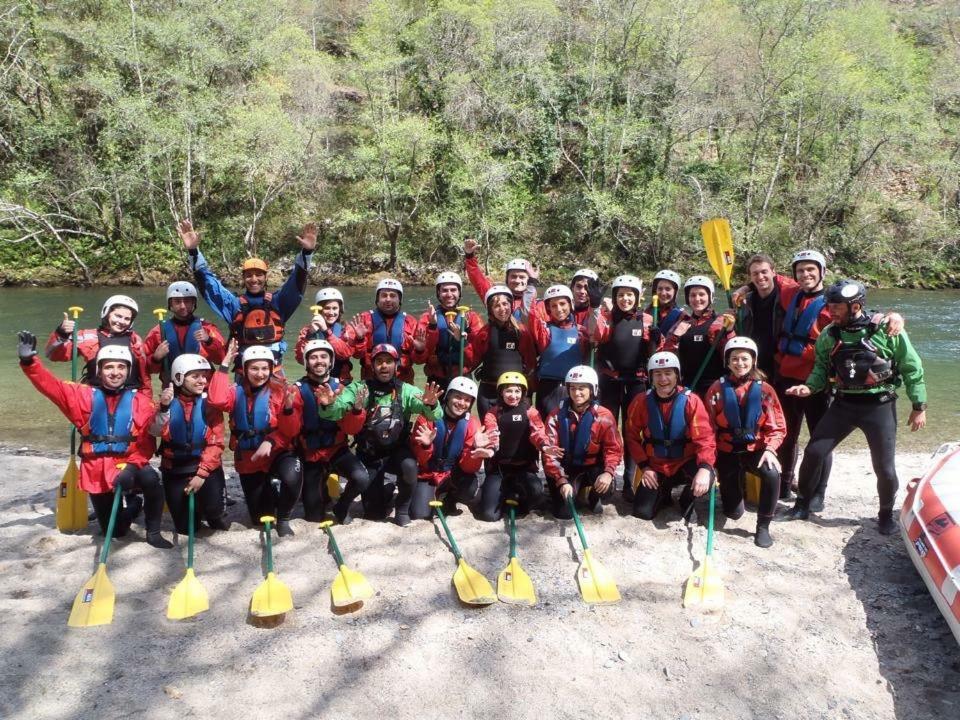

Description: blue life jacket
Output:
[167,395,208,460]
[435,311,461,370]
[298,377,341,450]
[646,390,688,459]
[231,385,272,451]
[162,318,203,361]
[537,322,581,380]
[429,414,469,472]
[372,309,406,349]
[84,388,136,455]
[720,378,762,446]
[779,292,826,356]
[557,400,596,468]
[658,306,683,334]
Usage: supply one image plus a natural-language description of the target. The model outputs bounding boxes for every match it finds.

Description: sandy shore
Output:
[1,450,958,720]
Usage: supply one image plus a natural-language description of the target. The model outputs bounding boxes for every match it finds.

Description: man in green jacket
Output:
[783,280,927,534]
[317,343,442,525]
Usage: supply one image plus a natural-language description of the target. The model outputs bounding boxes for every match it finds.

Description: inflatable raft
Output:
[901,443,960,646]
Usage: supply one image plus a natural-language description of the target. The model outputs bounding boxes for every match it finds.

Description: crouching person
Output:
[151,354,229,533]
[625,352,716,524]
[18,333,171,548]
[544,366,623,519]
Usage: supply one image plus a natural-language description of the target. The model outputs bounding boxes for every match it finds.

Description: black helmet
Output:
[825,279,866,306]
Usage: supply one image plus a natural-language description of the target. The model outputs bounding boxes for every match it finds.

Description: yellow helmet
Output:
[496,371,528,391]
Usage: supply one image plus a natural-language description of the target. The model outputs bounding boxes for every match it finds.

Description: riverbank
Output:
[1,450,958,719]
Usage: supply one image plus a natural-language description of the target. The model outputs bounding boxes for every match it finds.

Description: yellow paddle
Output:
[683,484,725,611]
[567,496,620,604]
[167,492,209,620]
[318,520,374,609]
[250,515,293,618]
[57,305,89,532]
[429,500,496,606]
[68,483,123,627]
[327,473,341,500]
[497,499,536,605]
[700,218,740,328]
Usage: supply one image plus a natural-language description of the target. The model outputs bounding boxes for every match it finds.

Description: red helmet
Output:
[371,343,399,361]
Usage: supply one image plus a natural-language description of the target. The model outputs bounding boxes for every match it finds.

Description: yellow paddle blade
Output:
[453,558,496,606]
[497,557,536,606]
[744,472,761,505]
[56,456,89,533]
[700,218,734,290]
[331,563,374,608]
[577,549,621,605]
[683,555,725,610]
[250,571,293,617]
[68,563,114,628]
[167,568,210,620]
[326,473,341,500]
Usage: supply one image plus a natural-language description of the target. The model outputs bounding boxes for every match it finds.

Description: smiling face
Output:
[445,389,473,417]
[436,283,460,310]
[651,367,679,397]
[727,349,754,379]
[376,289,401,315]
[571,278,590,307]
[615,288,638,312]
[567,382,592,408]
[489,295,512,324]
[500,385,523,407]
[306,349,333,380]
[98,359,130,389]
[505,270,529,295]
[104,306,134,334]
[794,261,822,292]
[181,369,210,396]
[749,261,775,296]
[169,296,197,320]
[244,359,273,388]
[655,280,676,306]
[372,353,397,382]
[243,269,267,295]
[687,287,711,314]
[321,300,341,325]
[548,298,571,322]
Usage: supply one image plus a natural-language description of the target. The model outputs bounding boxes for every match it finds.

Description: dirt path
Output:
[1,450,958,720]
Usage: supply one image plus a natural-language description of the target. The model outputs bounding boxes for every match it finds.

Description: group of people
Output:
[17,223,928,552]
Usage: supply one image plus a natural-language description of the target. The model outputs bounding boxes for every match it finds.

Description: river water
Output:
[0,284,955,455]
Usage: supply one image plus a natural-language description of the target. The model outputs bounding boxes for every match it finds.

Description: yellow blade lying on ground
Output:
[68,563,114,628]
[250,571,293,617]
[56,455,89,532]
[454,558,497,606]
[331,564,374,608]
[498,558,536,606]
[683,556,725,610]
[576,548,621,605]
[167,569,209,620]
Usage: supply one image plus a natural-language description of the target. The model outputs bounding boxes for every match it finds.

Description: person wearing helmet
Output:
[207,339,302,536]
[46,293,151,392]
[463,238,538,321]
[662,275,736,396]
[294,287,357,382]
[347,278,424,384]
[624,352,716,524]
[289,339,369,525]
[149,354,229,533]
[407,376,495,522]
[543,366,623,519]
[465,285,538,417]
[529,284,590,418]
[18,333,172,548]
[418,271,484,391]
[143,281,226,383]
[783,280,926,535]
[478,371,558,521]
[317,344,443,525]
[646,270,684,337]
[704,338,786,547]
[177,219,319,368]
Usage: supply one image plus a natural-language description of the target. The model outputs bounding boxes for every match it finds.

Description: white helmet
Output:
[95,344,133,367]
[375,278,404,301]
[543,284,574,305]
[647,351,681,373]
[100,294,139,320]
[564,365,599,396]
[653,269,682,291]
[302,339,335,365]
[435,271,462,290]
[724,336,758,361]
[612,274,643,298]
[504,258,529,273]
[166,281,198,303]
[683,275,715,303]
[484,285,513,305]
[791,249,827,279]
[315,287,344,306]
[242,345,275,366]
[171,353,211,387]
[572,268,599,282]
[446,375,479,400]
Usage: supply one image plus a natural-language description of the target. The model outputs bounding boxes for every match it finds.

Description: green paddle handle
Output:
[322,525,346,567]
[458,314,466,376]
[508,504,518,560]
[689,325,726,390]
[187,491,195,570]
[725,289,742,334]
[705,482,716,557]
[99,486,123,565]
[433,505,463,562]
[567,496,590,551]
[263,519,275,574]
[69,319,79,455]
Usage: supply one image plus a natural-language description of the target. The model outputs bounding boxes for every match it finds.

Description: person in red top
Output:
[463,237,538,320]
[418,271,484,391]
[530,268,604,326]
[348,278,425,383]
[150,353,229,533]
[625,351,717,524]
[293,287,357,382]
[19,334,172,548]
[207,339,301,536]
[45,294,151,393]
[543,366,623,519]
[143,281,226,384]
[479,371,558,521]
[530,284,590,418]
[646,269,684,341]
[704,338,786,548]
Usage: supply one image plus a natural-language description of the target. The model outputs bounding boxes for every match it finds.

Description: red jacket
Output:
[293,322,358,382]
[624,388,716,477]
[543,403,623,486]
[21,358,156,493]
[464,320,538,384]
[776,282,831,382]
[417,308,484,379]
[206,369,300,474]
[143,319,226,375]
[530,299,591,326]
[351,309,421,383]
[593,306,657,380]
[152,393,225,478]
[482,402,550,469]
[464,255,527,316]
[410,413,485,485]
[45,327,152,393]
[704,375,786,455]
[290,377,365,463]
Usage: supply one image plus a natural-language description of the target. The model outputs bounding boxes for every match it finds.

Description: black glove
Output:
[17,331,37,364]
[587,279,606,309]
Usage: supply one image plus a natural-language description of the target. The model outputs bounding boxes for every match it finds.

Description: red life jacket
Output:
[231,292,285,346]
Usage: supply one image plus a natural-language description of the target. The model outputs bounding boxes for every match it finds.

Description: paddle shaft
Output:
[458,312,466,375]
[99,486,123,565]
[566,496,590,552]
[705,482,716,557]
[322,526,347,567]
[69,313,79,454]
[688,324,727,390]
[187,491,196,570]
[508,505,518,559]
[433,506,463,562]
[263,520,275,573]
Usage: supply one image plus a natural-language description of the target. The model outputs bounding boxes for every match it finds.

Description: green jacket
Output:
[804,318,926,405]
[318,379,442,423]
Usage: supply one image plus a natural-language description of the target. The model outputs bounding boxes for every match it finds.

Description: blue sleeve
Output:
[273,250,313,321]
[190,249,241,325]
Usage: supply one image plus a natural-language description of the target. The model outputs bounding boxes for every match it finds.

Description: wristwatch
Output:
[912,402,927,412]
